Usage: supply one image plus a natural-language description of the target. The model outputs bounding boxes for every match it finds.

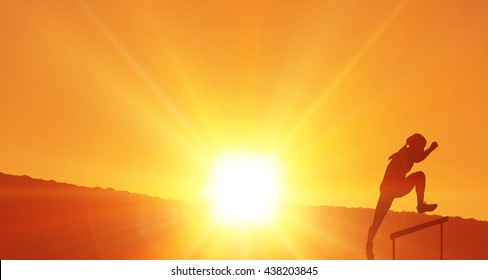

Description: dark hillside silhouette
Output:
[1,172,487,259]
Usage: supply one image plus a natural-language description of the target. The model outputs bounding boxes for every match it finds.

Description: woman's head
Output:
[406,133,427,149]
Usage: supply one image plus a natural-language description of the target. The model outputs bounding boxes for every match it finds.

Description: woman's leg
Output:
[405,171,425,206]
[405,171,437,213]
[366,193,394,259]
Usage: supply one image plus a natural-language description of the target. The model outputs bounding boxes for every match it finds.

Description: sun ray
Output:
[78,0,212,155]
[269,223,305,259]
[182,217,222,259]
[273,0,409,156]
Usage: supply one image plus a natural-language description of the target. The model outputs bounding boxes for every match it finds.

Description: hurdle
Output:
[390,216,448,260]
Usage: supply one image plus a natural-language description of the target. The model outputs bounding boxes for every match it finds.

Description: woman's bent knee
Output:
[411,171,425,181]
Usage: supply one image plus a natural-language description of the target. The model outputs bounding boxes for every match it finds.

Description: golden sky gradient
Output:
[1,0,487,220]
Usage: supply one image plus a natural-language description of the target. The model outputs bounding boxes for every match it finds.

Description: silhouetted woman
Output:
[366,133,438,260]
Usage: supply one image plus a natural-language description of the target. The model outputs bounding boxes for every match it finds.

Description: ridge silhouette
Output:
[1,172,487,259]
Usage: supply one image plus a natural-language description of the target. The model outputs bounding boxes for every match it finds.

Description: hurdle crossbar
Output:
[390,216,448,260]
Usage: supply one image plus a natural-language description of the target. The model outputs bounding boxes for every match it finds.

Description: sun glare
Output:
[207,153,283,224]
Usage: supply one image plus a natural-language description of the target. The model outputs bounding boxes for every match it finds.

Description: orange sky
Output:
[1,0,487,220]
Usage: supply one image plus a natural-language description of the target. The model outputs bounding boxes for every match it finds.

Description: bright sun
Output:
[207,153,283,224]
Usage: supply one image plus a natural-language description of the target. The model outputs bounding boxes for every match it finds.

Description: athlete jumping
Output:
[366,133,438,260]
